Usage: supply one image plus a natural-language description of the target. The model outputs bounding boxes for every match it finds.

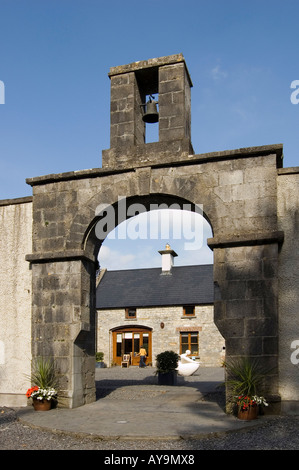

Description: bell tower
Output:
[102,54,194,170]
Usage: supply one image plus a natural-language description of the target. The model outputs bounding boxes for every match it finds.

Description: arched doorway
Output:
[94,194,214,370]
[98,207,213,270]
[111,326,152,366]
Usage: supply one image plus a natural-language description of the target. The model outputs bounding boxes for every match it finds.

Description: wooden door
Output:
[112,328,152,366]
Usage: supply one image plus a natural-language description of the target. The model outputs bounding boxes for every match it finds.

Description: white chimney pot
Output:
[158,244,178,273]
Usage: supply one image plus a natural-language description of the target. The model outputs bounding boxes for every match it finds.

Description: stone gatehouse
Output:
[0,54,298,412]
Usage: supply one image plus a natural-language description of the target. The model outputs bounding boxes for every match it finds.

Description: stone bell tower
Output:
[21,51,292,412]
[102,53,194,170]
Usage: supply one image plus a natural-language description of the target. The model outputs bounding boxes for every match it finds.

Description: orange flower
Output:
[26,386,39,398]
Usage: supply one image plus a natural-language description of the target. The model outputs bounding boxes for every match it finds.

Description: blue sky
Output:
[0,0,298,269]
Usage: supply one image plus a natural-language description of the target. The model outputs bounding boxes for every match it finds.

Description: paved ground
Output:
[1,367,299,451]
[15,366,261,439]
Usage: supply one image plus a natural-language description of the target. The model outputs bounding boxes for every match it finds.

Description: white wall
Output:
[0,199,32,406]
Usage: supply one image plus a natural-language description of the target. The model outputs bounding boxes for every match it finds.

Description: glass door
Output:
[131,331,151,365]
[112,328,152,366]
[132,333,140,366]
[123,332,133,355]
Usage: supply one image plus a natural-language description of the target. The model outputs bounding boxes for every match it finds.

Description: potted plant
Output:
[156,350,179,385]
[96,352,105,368]
[26,357,58,411]
[26,386,57,411]
[235,394,268,420]
[224,356,269,420]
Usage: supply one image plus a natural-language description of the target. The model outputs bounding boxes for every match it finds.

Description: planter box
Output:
[96,362,106,368]
[158,371,177,386]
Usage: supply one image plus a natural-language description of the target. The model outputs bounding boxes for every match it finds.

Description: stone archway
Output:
[26,54,283,408]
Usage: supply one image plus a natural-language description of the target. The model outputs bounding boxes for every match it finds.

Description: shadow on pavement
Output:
[95,366,226,411]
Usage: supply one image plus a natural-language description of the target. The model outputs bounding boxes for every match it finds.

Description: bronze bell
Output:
[142,96,159,123]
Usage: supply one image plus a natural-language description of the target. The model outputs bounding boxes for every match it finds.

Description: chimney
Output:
[158,244,178,274]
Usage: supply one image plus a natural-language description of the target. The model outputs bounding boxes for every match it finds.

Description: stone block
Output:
[220,280,247,300]
[226,337,263,356]
[218,169,243,186]
[226,299,263,319]
[110,109,134,125]
[246,318,278,337]
[246,279,277,300]
[263,336,278,355]
[225,259,262,281]
[159,127,186,141]
[159,77,185,93]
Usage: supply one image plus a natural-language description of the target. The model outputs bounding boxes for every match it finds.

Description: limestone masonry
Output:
[0,54,298,412]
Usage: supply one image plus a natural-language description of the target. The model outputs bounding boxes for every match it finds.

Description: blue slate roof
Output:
[96,264,214,309]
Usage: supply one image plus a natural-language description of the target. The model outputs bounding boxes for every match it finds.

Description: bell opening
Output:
[142,94,159,143]
[142,94,159,124]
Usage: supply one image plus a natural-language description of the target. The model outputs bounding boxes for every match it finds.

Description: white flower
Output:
[252,395,268,406]
[31,387,57,400]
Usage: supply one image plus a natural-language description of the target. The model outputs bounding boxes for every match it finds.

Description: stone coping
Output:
[25,249,95,264]
[25,143,284,187]
[277,166,299,175]
[108,53,193,85]
[208,230,284,249]
[0,195,32,206]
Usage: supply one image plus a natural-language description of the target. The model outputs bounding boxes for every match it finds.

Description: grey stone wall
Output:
[109,71,144,148]
[30,258,96,408]
[158,60,192,142]
[25,144,283,406]
[213,244,280,397]
[102,54,193,170]
[277,168,299,412]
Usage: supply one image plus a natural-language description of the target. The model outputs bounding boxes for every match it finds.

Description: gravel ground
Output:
[1,406,299,451]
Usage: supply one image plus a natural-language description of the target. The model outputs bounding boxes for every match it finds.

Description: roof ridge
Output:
[100,263,213,274]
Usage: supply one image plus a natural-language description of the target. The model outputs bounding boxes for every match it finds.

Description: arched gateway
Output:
[25,54,284,408]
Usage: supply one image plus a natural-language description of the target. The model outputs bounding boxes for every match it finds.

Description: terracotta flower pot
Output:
[32,398,52,411]
[237,405,258,420]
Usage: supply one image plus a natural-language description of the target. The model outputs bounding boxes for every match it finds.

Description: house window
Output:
[125,308,137,319]
[180,332,199,356]
[116,333,122,357]
[183,305,195,317]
